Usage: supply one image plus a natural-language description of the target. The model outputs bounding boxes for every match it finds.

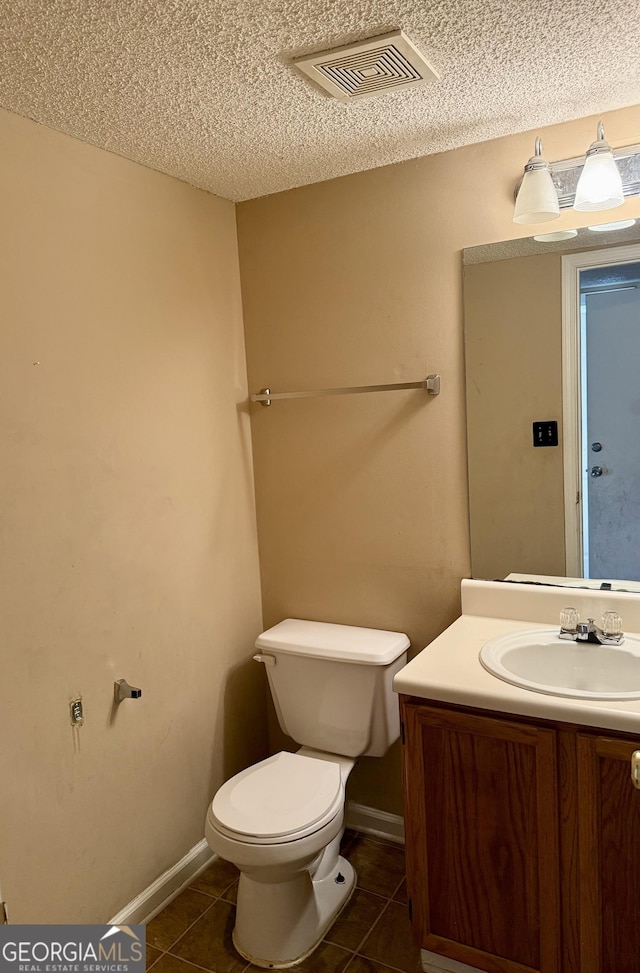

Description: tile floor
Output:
[146,831,422,973]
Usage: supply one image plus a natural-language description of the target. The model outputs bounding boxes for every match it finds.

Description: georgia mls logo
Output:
[0,924,146,973]
[100,927,140,946]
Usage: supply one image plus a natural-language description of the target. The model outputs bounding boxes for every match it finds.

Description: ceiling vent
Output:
[294,30,439,102]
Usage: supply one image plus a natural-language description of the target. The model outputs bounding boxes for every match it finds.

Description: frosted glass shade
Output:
[513,167,560,224]
[574,151,624,212]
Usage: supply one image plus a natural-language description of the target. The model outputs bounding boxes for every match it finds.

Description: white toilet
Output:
[204,617,409,969]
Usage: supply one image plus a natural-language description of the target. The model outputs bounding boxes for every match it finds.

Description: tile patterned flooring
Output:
[146,831,422,973]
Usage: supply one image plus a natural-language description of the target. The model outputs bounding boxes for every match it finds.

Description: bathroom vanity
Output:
[395,579,640,973]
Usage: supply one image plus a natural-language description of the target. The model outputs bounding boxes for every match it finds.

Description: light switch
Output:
[532,420,558,447]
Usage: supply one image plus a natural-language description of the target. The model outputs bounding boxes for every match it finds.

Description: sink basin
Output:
[479,629,640,700]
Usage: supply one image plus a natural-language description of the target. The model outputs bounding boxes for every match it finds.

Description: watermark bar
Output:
[0,926,145,973]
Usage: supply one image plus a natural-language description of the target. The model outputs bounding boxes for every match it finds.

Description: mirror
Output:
[463,221,640,591]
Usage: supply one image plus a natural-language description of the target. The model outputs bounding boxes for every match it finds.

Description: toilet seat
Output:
[210,751,344,845]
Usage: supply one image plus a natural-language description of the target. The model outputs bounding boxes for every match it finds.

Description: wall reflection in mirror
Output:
[463,222,640,591]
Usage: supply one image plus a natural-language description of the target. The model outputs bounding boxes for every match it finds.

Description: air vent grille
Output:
[294,30,439,102]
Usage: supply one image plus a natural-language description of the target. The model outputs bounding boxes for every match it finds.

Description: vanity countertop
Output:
[394,579,640,735]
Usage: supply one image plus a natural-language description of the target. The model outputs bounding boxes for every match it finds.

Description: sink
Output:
[479,629,640,700]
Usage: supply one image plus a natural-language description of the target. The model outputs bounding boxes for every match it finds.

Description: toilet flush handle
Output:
[253,653,276,667]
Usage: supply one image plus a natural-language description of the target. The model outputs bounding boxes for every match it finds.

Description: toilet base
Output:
[232,855,356,969]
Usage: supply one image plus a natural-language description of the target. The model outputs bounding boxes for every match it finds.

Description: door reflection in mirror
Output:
[579,262,640,580]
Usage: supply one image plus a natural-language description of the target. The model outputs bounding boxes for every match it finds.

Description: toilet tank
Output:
[254,619,409,758]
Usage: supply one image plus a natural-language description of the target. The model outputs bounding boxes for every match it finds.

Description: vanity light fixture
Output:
[533,229,578,242]
[513,122,640,225]
[587,218,637,232]
[513,138,560,224]
[573,122,624,211]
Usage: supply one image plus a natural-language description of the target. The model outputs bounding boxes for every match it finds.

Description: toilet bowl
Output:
[205,750,356,968]
[205,618,409,969]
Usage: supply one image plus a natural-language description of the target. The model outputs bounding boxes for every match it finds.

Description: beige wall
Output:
[0,109,265,921]
[464,253,565,579]
[237,106,640,814]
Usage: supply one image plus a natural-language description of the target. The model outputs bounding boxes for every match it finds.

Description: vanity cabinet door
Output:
[402,701,561,973]
[576,734,640,973]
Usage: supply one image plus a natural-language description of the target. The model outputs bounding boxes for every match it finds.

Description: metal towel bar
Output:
[252,374,440,407]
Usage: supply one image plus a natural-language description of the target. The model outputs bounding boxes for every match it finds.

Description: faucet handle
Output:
[602,611,623,638]
[560,607,579,633]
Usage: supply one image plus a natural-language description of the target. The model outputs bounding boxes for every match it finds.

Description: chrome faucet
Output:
[559,608,624,645]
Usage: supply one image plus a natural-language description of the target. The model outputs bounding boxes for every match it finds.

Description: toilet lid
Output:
[211,751,343,840]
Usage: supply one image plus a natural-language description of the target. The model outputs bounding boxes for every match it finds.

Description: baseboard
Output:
[109,804,403,925]
[345,801,405,844]
[108,838,215,925]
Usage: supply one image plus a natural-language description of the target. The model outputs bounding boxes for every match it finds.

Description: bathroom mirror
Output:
[463,221,640,590]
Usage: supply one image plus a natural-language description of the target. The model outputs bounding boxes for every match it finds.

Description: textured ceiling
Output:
[1,0,639,201]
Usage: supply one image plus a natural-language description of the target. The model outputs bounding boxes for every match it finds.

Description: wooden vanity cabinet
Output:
[575,734,640,973]
[400,697,640,973]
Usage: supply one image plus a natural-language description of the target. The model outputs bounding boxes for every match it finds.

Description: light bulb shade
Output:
[588,219,637,232]
[513,166,560,224]
[573,150,624,212]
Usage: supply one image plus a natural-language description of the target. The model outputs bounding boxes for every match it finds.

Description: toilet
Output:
[204,618,409,969]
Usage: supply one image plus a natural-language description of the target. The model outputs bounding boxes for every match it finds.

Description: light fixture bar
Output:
[514,143,640,210]
[549,143,640,209]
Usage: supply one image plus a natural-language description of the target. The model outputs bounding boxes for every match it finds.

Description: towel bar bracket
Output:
[252,374,440,407]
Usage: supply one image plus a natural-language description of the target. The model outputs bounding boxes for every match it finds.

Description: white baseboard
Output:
[345,801,405,844]
[109,838,215,926]
[109,803,403,926]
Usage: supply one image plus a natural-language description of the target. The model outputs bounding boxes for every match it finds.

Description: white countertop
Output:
[393,579,640,735]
